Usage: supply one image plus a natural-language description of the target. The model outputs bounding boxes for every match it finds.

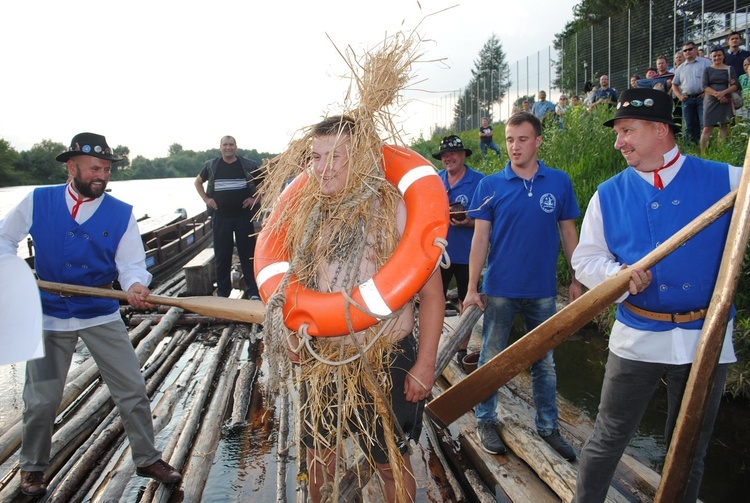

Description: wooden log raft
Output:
[181,337,244,501]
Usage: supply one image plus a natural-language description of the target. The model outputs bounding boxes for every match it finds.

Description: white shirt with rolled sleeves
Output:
[0,184,151,332]
[571,147,738,365]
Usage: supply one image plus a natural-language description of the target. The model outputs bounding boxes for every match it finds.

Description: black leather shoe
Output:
[20,470,47,497]
[136,459,182,484]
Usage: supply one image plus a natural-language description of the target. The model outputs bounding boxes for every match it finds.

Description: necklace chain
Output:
[522,175,535,197]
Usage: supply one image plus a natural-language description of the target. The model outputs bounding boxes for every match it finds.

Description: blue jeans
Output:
[574,353,727,503]
[475,296,559,435]
[212,212,258,298]
[681,96,704,145]
[480,140,502,158]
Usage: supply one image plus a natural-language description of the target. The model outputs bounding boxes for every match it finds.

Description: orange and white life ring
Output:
[254,144,449,337]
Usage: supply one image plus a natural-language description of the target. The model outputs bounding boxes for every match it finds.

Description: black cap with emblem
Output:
[603,88,679,130]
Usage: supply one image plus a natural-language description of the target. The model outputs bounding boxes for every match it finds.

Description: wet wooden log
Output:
[67,432,120,503]
[0,320,154,466]
[338,455,371,502]
[0,396,113,502]
[422,414,466,501]
[431,374,559,503]
[129,313,224,326]
[44,324,192,502]
[181,337,244,501]
[276,382,291,503]
[134,307,185,366]
[45,407,122,503]
[230,337,260,425]
[433,301,485,380]
[130,341,210,502]
[90,329,205,502]
[149,324,235,503]
[508,371,660,501]
[441,360,631,503]
[48,316,184,501]
[420,418,497,503]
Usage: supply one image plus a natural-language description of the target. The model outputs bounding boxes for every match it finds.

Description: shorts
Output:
[301,333,424,464]
[441,263,470,301]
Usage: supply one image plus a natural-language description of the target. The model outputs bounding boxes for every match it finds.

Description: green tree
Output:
[15,139,67,184]
[452,34,512,130]
[572,0,640,24]
[0,139,21,186]
[168,143,184,156]
[110,145,131,177]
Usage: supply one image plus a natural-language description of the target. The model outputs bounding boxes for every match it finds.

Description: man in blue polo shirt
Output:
[464,112,582,460]
[434,135,484,366]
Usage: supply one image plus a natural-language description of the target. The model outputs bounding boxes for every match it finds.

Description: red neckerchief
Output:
[652,152,681,190]
[67,184,95,219]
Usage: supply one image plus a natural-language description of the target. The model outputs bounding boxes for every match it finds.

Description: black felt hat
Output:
[432,135,472,160]
[56,132,123,162]
[603,88,679,129]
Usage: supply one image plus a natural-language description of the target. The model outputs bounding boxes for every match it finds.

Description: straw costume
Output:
[257,32,436,502]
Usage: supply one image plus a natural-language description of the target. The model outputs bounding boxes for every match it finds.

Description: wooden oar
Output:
[655,143,750,501]
[426,188,738,428]
[36,280,264,325]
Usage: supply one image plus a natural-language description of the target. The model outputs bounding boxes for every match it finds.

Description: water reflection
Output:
[554,328,750,502]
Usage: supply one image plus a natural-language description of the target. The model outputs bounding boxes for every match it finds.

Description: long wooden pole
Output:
[655,145,750,501]
[426,189,738,428]
[36,280,264,324]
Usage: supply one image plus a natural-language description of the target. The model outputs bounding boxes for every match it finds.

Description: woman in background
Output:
[701,46,738,155]
[738,56,750,119]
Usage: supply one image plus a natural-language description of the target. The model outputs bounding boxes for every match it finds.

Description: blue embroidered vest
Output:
[598,156,733,331]
[30,185,131,319]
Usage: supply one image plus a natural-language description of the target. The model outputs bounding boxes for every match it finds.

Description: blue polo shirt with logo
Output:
[470,160,580,298]
[439,165,484,265]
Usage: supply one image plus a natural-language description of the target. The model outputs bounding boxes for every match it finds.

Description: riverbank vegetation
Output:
[411,105,750,399]
[0,139,273,186]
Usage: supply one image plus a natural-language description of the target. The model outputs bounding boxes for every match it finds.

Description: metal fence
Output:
[427,0,750,137]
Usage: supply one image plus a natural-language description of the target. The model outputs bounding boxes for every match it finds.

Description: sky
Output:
[1,0,579,160]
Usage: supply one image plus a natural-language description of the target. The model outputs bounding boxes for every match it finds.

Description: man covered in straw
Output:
[256,35,443,503]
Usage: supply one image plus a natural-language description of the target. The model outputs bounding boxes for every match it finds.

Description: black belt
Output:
[684,93,704,99]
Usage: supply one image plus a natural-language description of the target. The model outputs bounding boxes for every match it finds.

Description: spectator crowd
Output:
[509,31,750,156]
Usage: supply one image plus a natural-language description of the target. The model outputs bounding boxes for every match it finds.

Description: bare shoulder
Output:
[396,199,407,235]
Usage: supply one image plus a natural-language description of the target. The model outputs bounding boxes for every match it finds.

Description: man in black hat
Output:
[0,132,181,496]
[571,89,739,502]
[433,135,483,365]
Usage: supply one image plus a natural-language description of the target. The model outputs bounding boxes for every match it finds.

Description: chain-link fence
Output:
[427,0,750,137]
[558,0,750,99]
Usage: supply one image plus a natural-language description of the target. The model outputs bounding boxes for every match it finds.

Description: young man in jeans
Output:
[463,112,581,460]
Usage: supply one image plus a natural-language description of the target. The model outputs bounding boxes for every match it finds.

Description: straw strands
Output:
[257,28,427,501]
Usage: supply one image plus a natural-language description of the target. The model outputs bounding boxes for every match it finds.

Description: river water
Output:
[1,177,749,501]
